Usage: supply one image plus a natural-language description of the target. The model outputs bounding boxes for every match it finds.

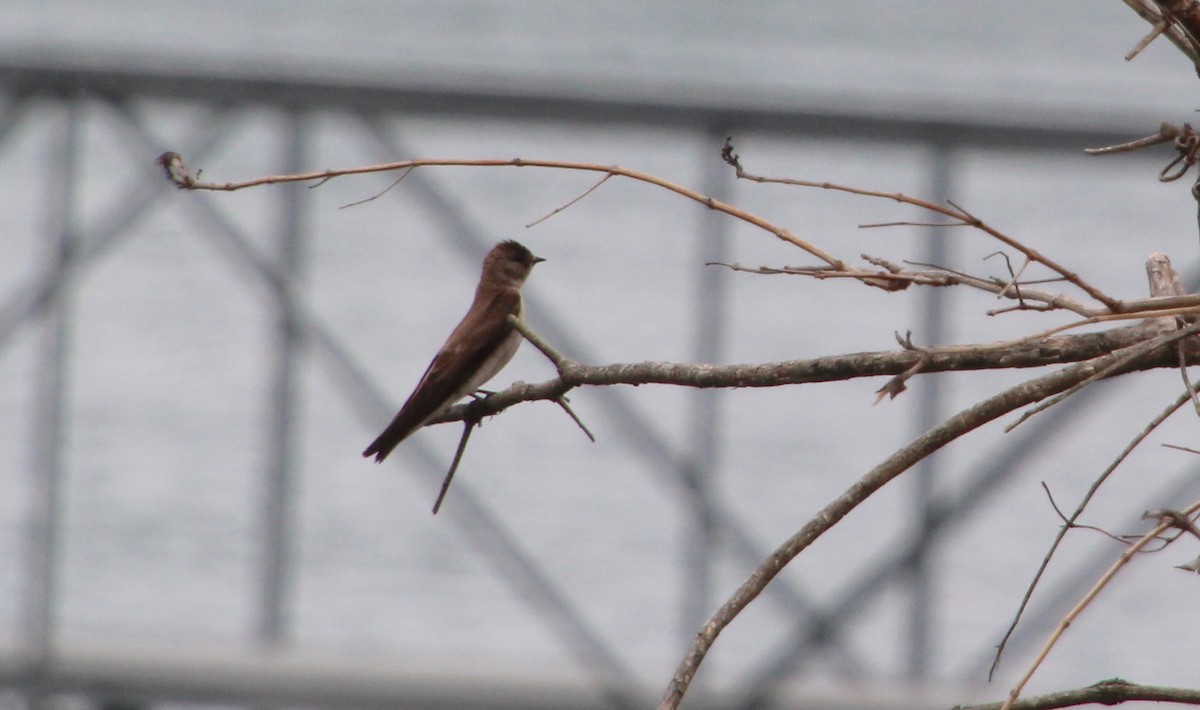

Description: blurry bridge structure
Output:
[0,59,1196,710]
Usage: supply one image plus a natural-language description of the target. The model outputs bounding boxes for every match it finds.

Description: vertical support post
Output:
[682,128,733,647]
[259,109,308,647]
[906,144,955,679]
[22,95,82,705]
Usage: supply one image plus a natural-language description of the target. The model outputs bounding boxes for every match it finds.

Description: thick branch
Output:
[428,322,1185,427]
[958,678,1200,710]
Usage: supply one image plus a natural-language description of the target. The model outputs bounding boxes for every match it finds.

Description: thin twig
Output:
[526,172,614,227]
[997,498,1200,710]
[506,315,595,441]
[555,395,596,442]
[993,388,1190,679]
[432,419,476,514]
[859,220,972,229]
[710,260,1096,316]
[1085,123,1179,155]
[157,152,848,270]
[1127,19,1169,60]
[874,335,931,402]
[719,138,1122,311]
[1177,340,1200,415]
[1040,482,1132,544]
[339,166,415,209]
[1163,442,1200,455]
[507,314,568,368]
[995,255,1033,302]
[1004,321,1200,432]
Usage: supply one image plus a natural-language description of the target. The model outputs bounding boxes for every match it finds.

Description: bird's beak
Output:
[533,255,546,264]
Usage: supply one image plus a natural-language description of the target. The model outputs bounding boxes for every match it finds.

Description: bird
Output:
[362,240,544,463]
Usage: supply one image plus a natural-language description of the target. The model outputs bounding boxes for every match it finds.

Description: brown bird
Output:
[362,240,544,462]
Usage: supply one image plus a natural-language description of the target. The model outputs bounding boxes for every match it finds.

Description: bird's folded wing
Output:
[362,288,520,460]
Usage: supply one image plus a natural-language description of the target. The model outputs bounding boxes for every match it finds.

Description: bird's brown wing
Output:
[362,288,520,462]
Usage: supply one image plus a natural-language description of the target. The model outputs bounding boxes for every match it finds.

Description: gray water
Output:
[1,2,1198,706]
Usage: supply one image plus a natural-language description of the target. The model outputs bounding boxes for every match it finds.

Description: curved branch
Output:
[657,350,1135,710]
[156,152,847,270]
[158,151,1200,316]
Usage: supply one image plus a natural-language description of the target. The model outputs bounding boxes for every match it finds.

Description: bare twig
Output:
[505,315,595,442]
[874,333,931,402]
[507,314,569,369]
[1175,340,1200,415]
[526,172,615,227]
[157,152,848,270]
[1004,321,1200,432]
[339,166,415,209]
[990,252,1033,302]
[1040,482,1133,544]
[719,138,1123,311]
[710,260,1098,316]
[860,220,972,229]
[1163,442,1200,455]
[161,146,1200,320]
[997,498,1200,710]
[1088,121,1200,190]
[1085,122,1181,155]
[1127,18,1170,60]
[1118,0,1200,70]
[432,418,477,514]
[555,395,596,442]
[988,389,1192,678]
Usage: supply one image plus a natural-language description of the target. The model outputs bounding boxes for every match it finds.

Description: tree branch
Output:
[427,322,1191,429]
[658,350,1140,710]
[1119,1,1200,72]
[720,140,1122,311]
[156,152,848,271]
[957,677,1200,710]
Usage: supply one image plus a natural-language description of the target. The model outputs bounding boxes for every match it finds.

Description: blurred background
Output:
[1,2,1199,709]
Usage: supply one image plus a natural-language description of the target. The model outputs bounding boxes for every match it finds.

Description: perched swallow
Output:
[363,240,544,462]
